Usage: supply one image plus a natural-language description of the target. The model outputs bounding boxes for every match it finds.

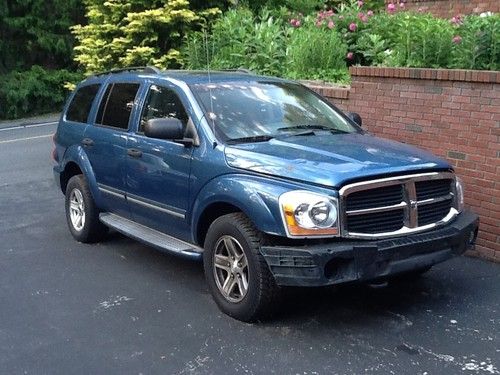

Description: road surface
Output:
[0,121,498,374]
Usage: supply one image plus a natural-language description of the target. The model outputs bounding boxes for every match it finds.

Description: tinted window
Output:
[66,84,100,123]
[140,85,188,133]
[96,83,140,130]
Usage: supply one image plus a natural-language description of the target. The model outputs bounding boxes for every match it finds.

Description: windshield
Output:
[190,81,360,143]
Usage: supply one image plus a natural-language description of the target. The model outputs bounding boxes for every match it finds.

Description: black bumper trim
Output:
[260,210,479,287]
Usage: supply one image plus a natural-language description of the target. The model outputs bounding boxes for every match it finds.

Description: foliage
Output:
[451,14,500,71]
[0,66,82,119]
[184,8,288,76]
[72,0,221,74]
[286,22,349,82]
[0,0,84,73]
[389,13,454,68]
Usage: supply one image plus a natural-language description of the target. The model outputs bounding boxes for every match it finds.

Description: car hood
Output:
[224,133,451,188]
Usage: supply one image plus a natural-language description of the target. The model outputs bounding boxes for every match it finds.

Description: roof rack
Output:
[94,66,161,77]
[221,68,252,74]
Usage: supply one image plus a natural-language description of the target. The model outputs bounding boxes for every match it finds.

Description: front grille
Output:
[416,179,452,200]
[347,210,404,234]
[418,198,453,226]
[342,173,457,237]
[346,185,403,211]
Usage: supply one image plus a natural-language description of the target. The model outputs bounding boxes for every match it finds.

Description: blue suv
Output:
[53,67,479,321]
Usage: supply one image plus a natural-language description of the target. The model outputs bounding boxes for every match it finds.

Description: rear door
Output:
[84,80,142,217]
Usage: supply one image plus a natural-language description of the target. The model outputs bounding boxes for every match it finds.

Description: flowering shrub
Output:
[286,21,349,81]
[451,13,500,70]
[183,2,499,83]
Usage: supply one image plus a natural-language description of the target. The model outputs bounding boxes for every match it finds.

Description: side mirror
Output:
[144,118,184,140]
[347,112,362,127]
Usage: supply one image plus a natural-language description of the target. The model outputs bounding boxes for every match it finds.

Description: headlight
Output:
[279,191,339,237]
[455,177,464,212]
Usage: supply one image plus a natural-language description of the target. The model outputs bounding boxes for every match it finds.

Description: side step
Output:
[99,213,203,260]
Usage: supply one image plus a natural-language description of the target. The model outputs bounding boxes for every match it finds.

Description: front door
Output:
[126,83,194,240]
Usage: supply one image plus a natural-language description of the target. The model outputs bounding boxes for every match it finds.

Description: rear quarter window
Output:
[66,84,100,123]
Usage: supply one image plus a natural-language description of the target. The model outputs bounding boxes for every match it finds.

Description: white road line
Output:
[0,121,58,132]
[0,134,53,144]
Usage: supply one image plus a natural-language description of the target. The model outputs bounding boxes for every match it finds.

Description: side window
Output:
[96,83,140,130]
[140,85,188,133]
[66,84,100,123]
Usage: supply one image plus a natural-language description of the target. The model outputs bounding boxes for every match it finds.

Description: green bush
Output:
[286,22,349,82]
[184,8,288,76]
[451,14,500,71]
[389,13,454,68]
[0,66,82,120]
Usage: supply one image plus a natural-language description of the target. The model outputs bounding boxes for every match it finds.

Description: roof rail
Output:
[93,66,161,77]
[221,68,252,74]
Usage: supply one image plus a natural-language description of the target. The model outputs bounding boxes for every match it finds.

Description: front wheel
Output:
[203,213,279,322]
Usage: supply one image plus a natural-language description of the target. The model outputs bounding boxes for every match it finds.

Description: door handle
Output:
[127,148,143,158]
[81,138,94,147]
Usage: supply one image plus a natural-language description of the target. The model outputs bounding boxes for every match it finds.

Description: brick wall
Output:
[386,0,500,17]
[307,67,500,261]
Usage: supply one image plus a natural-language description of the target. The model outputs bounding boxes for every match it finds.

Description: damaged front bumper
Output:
[260,210,479,287]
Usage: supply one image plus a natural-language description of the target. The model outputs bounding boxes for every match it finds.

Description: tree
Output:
[72,0,220,74]
[0,0,84,73]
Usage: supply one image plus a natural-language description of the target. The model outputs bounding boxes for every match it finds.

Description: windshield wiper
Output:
[277,124,332,131]
[226,135,274,144]
[277,125,350,135]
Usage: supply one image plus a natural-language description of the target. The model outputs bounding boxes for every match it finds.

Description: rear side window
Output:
[66,84,100,123]
[96,83,140,130]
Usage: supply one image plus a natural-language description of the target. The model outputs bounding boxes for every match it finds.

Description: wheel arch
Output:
[59,145,101,205]
[191,175,289,246]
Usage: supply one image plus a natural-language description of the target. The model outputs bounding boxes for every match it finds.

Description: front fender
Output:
[60,145,103,206]
[191,174,308,241]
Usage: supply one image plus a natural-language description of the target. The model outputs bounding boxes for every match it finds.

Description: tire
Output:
[65,174,108,243]
[203,213,279,322]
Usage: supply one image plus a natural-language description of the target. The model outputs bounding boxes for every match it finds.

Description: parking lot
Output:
[0,121,498,374]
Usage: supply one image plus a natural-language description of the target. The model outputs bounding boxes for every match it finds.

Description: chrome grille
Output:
[340,172,458,239]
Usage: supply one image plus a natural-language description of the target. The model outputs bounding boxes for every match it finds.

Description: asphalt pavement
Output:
[0,121,499,375]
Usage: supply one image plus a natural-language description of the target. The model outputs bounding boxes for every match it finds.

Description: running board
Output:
[99,213,203,260]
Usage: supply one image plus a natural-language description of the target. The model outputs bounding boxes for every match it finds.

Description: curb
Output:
[0,113,61,130]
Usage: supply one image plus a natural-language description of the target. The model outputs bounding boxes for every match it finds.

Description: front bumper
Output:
[260,210,479,287]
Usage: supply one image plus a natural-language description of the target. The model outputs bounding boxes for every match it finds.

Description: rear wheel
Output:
[203,213,279,322]
[65,175,107,243]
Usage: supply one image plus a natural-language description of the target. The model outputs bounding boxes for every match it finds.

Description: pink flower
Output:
[387,3,396,13]
[358,0,364,7]
[347,52,354,60]
[450,15,463,25]
[290,18,301,28]
[316,20,323,27]
[399,2,405,9]
[294,19,301,27]
[358,12,368,22]
[328,20,335,29]
[367,10,374,16]
[452,35,462,44]
[349,22,357,32]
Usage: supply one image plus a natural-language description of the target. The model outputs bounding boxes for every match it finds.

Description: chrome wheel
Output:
[213,235,249,303]
[69,188,85,231]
